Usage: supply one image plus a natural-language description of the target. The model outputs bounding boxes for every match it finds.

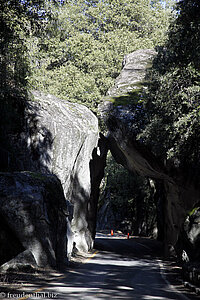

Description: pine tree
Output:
[0,0,57,170]
[137,0,200,170]
[29,0,174,113]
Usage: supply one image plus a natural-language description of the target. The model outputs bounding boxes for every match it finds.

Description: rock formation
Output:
[1,91,106,256]
[0,172,67,270]
[1,47,199,269]
[88,133,108,240]
[100,49,200,256]
[176,208,200,262]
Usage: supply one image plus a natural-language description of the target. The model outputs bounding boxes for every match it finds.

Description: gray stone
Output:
[176,208,200,262]
[0,250,37,272]
[100,49,200,256]
[9,91,104,254]
[187,209,200,256]
[0,172,67,269]
[107,49,156,97]
[88,133,108,240]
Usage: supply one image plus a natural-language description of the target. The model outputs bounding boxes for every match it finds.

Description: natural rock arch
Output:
[100,49,200,256]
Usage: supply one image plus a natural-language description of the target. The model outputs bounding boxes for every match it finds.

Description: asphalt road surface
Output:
[15,233,194,300]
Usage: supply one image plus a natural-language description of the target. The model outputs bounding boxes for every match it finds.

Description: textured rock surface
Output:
[10,91,102,253]
[107,49,156,97]
[100,49,200,255]
[176,208,200,262]
[88,134,108,240]
[186,208,200,260]
[0,250,37,272]
[0,172,67,269]
[178,209,200,288]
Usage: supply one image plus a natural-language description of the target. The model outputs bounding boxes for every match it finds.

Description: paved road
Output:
[20,233,191,300]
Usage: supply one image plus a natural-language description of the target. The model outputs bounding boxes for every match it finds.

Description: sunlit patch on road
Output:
[12,234,191,300]
[117,286,134,290]
[143,296,173,300]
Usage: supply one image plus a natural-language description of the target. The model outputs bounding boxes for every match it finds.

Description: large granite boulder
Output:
[107,49,156,97]
[6,91,105,254]
[176,208,200,262]
[186,208,200,261]
[100,49,200,256]
[0,172,67,270]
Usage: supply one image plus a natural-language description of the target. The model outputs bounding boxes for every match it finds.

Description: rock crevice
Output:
[0,90,105,267]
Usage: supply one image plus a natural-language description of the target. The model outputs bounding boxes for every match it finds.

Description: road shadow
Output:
[94,235,163,260]
[31,250,184,300]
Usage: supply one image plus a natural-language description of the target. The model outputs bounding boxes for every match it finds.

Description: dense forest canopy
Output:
[0,0,45,158]
[0,0,175,113]
[137,0,200,172]
[27,0,175,113]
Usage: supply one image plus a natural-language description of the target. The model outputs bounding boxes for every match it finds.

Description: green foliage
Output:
[188,207,200,217]
[0,1,37,144]
[29,0,174,113]
[137,0,200,170]
[100,152,156,235]
[165,0,200,69]
[0,0,60,170]
[105,88,143,107]
[0,0,63,97]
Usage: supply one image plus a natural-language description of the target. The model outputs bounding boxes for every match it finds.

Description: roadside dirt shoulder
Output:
[163,260,200,300]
